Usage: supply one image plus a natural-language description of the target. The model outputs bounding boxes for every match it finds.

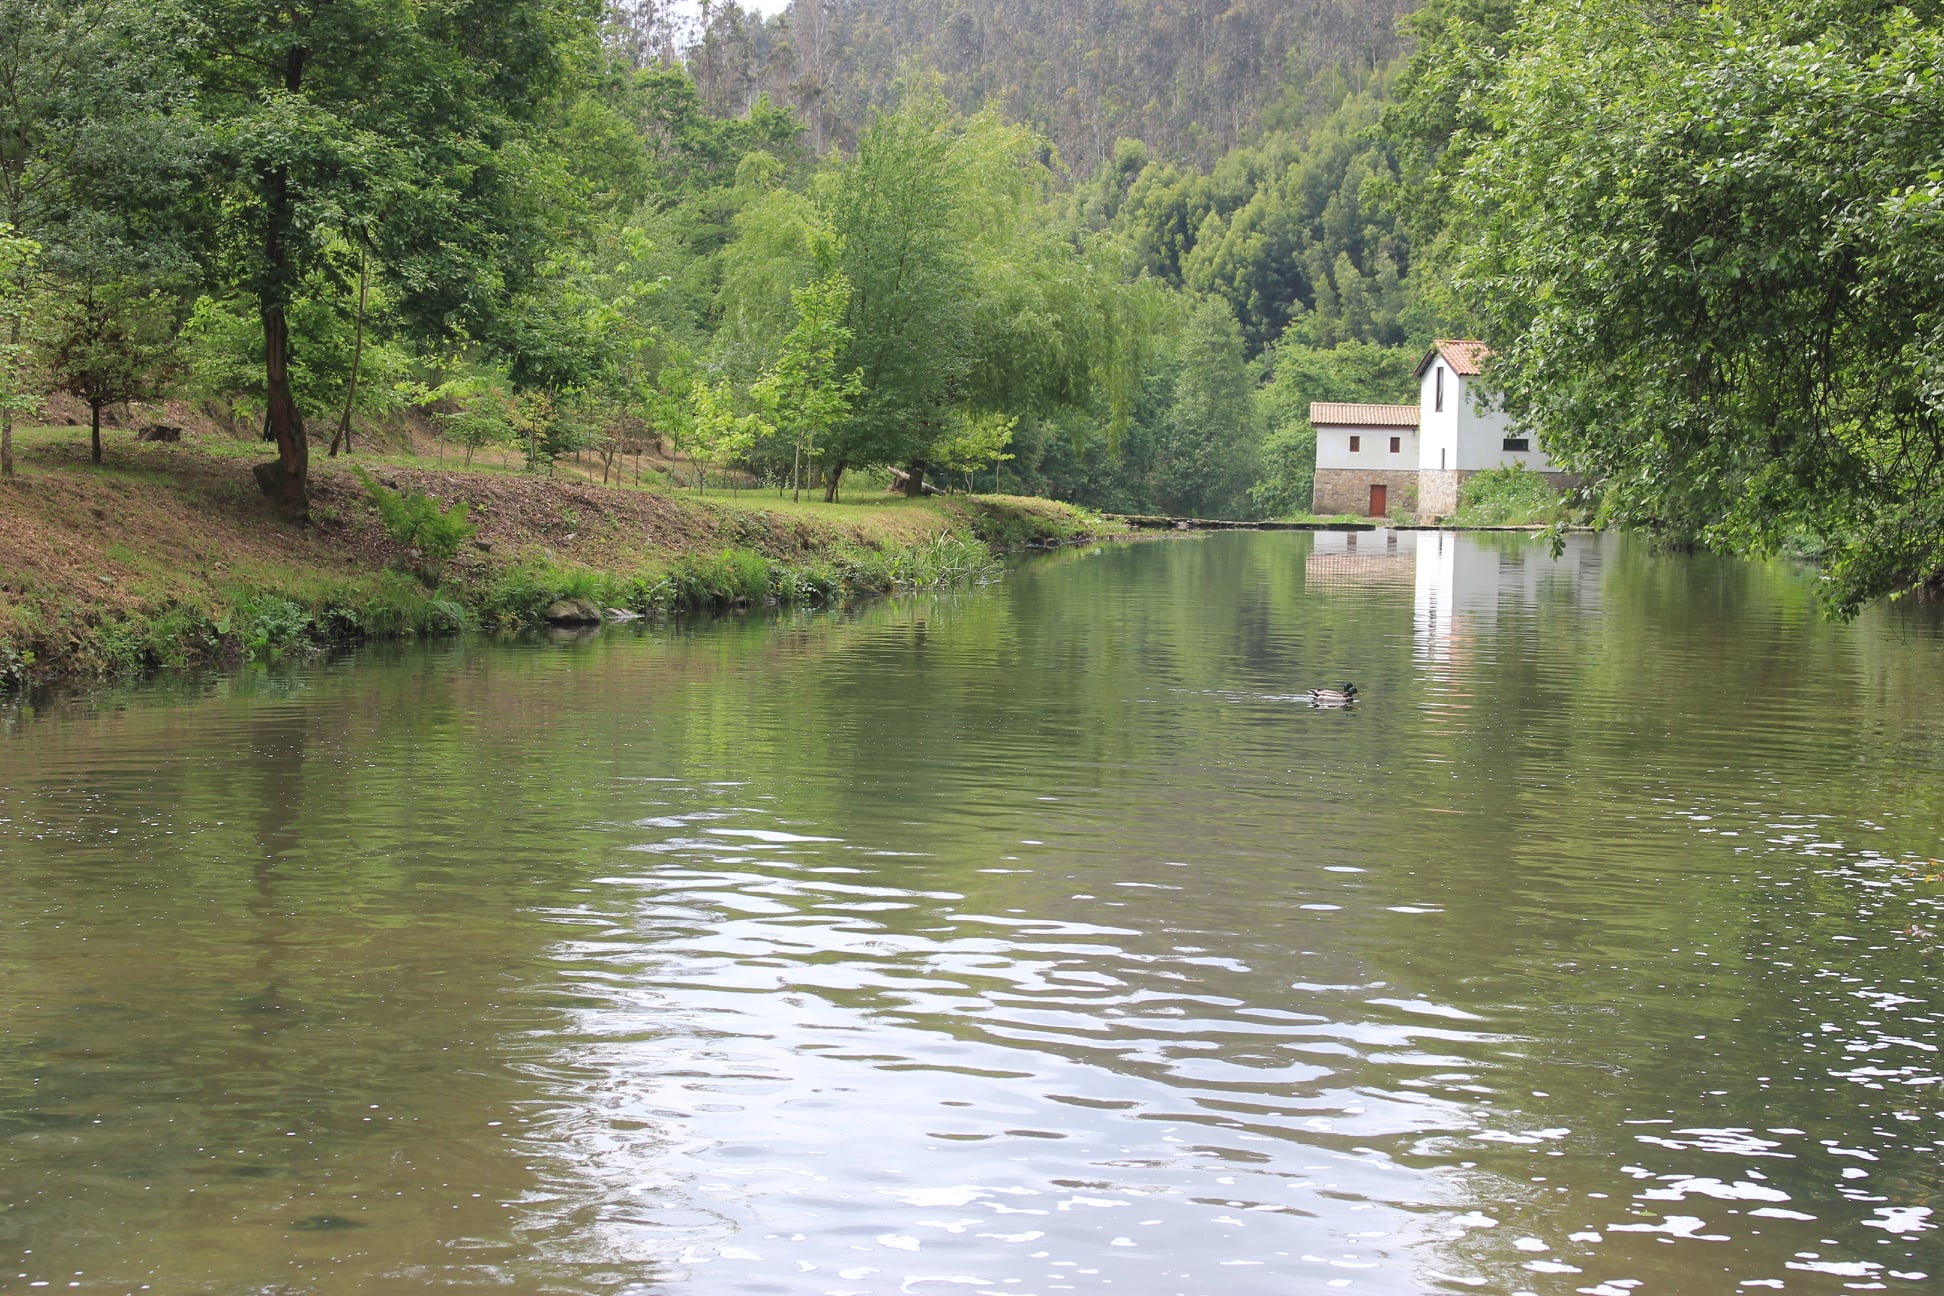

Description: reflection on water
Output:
[2,532,1943,1295]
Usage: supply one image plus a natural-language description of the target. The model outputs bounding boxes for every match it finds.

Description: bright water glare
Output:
[3,531,1943,1295]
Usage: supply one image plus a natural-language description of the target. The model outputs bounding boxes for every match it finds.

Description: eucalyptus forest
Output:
[3,0,1943,620]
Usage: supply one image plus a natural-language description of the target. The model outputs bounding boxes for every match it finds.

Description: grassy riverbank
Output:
[0,427,1111,691]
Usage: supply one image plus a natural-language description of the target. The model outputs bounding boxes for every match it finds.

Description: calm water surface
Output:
[3,531,1943,1295]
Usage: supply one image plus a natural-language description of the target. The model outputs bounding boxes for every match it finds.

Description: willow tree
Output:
[819,94,977,498]
[189,0,594,520]
[814,96,1159,497]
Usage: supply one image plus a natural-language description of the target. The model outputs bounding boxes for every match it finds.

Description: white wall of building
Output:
[1314,424,1418,471]
[1418,366,1557,473]
[1416,364,1460,473]
[1455,377,1517,471]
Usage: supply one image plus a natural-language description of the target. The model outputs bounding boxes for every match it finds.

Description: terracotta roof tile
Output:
[1308,402,1419,428]
[1416,339,1492,377]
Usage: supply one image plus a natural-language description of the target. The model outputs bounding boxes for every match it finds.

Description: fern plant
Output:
[354,468,477,577]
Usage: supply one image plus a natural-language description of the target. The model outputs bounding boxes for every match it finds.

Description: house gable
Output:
[1414,339,1491,379]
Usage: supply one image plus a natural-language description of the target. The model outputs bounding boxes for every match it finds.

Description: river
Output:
[2,530,1941,1295]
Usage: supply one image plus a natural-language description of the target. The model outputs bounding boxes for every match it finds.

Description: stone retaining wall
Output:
[1417,469,1460,518]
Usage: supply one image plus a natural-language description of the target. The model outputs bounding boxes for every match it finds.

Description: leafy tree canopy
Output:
[1443,0,1944,613]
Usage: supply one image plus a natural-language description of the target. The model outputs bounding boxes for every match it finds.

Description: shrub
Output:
[437,407,514,465]
[665,549,775,608]
[220,594,314,661]
[773,563,841,604]
[477,560,633,626]
[355,468,477,575]
[833,535,1000,593]
[315,572,468,638]
[1449,465,1564,526]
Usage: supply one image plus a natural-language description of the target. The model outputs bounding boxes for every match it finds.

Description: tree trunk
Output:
[254,47,310,523]
[255,293,310,521]
[900,459,928,497]
[1,313,17,479]
[329,249,369,458]
[791,435,803,504]
[90,400,103,464]
[823,461,845,503]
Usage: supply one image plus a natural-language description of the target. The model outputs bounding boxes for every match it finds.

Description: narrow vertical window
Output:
[1435,366,1444,412]
[1349,435,1360,452]
[1389,436,1401,454]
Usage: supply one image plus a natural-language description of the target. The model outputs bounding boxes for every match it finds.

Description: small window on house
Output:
[1349,435,1361,452]
[1435,366,1444,412]
[1389,436,1401,454]
[1503,437,1530,452]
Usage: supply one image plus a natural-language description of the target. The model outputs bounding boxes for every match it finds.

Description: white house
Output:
[1311,340,1576,519]
[1309,402,1421,518]
[1413,339,1570,515]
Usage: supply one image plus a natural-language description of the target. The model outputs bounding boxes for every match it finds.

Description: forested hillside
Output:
[588,0,1450,522]
[618,0,1416,169]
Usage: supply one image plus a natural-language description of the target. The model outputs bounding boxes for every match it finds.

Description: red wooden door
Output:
[1369,484,1388,516]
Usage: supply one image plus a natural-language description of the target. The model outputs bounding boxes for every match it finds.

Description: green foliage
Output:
[1153,298,1264,519]
[185,0,598,511]
[471,534,1003,629]
[1443,0,1944,614]
[477,561,600,626]
[180,278,410,428]
[900,535,1003,587]
[832,535,1002,594]
[0,227,40,419]
[671,0,1411,175]
[1252,423,1319,517]
[0,0,206,276]
[749,273,861,499]
[354,469,477,575]
[821,94,980,480]
[947,498,1105,548]
[432,381,518,466]
[35,275,182,443]
[315,572,468,639]
[685,378,771,492]
[1448,464,1564,527]
[1253,338,1420,515]
[664,548,774,606]
[504,391,598,474]
[1109,89,1430,354]
[1383,0,1520,269]
[932,412,1017,492]
[724,95,1157,493]
[222,594,313,661]
[617,68,805,201]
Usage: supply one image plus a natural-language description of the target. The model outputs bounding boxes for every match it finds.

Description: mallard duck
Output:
[1308,682,1359,706]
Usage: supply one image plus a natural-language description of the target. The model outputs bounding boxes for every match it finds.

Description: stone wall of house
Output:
[1311,469,1421,518]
